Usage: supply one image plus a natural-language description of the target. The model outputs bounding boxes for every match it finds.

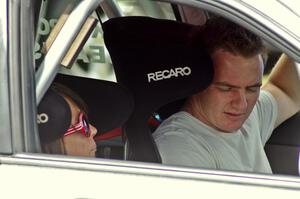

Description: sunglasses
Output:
[64,112,90,137]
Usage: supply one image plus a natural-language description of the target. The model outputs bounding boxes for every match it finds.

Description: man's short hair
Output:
[191,16,265,57]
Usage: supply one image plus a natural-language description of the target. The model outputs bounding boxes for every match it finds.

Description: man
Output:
[153,17,300,173]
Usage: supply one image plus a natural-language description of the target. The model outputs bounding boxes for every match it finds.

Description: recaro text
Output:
[147,67,192,82]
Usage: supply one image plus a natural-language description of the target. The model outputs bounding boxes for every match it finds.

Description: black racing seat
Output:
[102,16,214,163]
[265,112,300,176]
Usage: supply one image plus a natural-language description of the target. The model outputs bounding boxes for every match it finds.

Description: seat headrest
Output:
[102,16,213,162]
[54,74,134,134]
[38,89,71,143]
[103,16,213,116]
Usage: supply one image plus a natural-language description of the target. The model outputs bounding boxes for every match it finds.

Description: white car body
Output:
[1,0,300,198]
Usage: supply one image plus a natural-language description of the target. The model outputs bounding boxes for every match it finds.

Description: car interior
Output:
[36,1,300,177]
[52,74,134,159]
[102,16,213,162]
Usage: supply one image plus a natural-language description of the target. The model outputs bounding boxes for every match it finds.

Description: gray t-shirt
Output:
[153,91,278,174]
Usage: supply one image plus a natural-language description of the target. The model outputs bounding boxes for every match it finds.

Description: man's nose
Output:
[231,90,247,111]
[89,124,98,137]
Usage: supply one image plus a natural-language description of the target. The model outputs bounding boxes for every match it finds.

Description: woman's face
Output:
[62,96,98,157]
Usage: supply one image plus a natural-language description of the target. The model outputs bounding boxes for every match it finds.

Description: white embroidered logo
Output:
[37,113,49,124]
[147,67,192,82]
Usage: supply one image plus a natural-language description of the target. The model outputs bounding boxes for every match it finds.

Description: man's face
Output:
[193,49,264,132]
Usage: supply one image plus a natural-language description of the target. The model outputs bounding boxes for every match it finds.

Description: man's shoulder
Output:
[152,112,190,138]
[153,111,199,134]
[153,111,215,145]
[259,90,276,101]
[250,90,277,119]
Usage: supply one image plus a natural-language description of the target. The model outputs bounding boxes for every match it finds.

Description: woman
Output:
[38,83,97,157]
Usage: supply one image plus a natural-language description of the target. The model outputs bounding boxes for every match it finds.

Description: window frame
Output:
[0,0,13,154]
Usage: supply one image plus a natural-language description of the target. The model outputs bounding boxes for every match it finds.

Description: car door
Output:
[1,0,300,198]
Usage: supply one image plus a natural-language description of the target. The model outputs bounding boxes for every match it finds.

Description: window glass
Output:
[35,0,176,160]
[35,3,115,82]
[34,1,300,178]
[57,11,116,82]
[117,0,175,19]
[35,1,175,82]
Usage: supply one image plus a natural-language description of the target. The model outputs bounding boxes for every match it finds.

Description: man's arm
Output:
[262,54,300,127]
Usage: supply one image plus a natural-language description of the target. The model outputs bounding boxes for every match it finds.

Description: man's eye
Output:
[217,85,232,91]
[247,86,260,92]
